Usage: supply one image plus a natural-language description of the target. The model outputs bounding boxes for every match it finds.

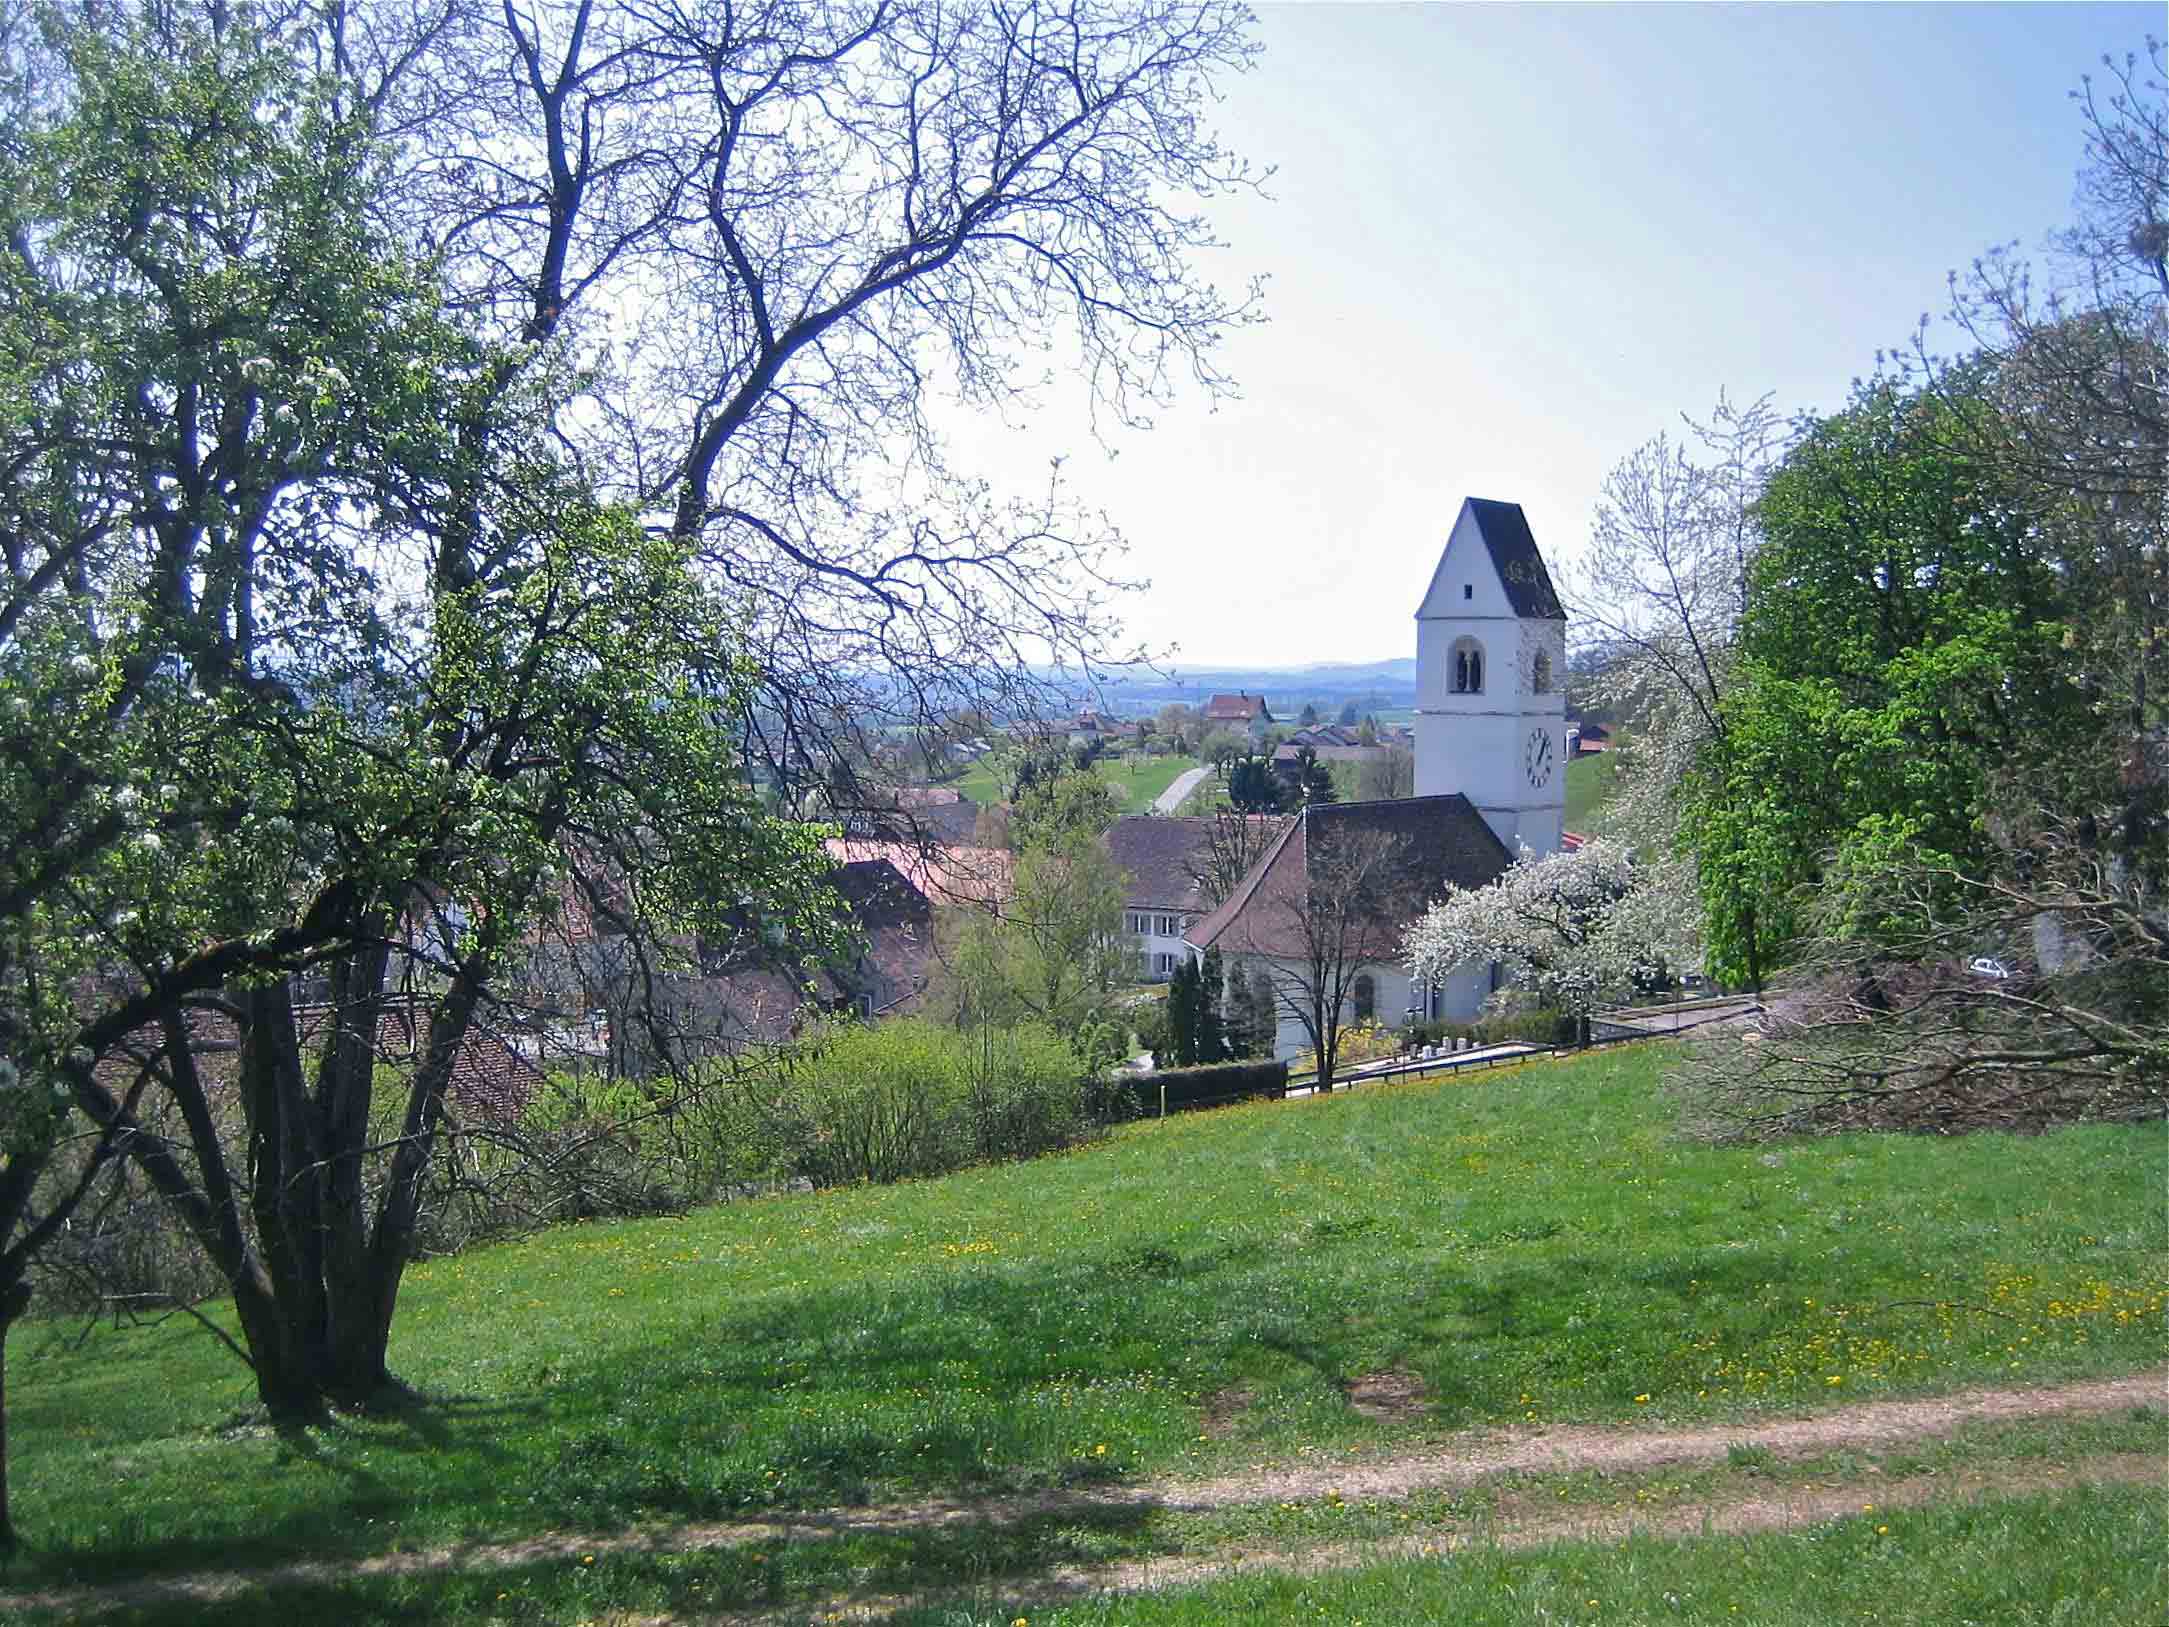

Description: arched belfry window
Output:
[1451,636,1485,694]
[1531,649,1553,695]
[1353,973,1376,1022]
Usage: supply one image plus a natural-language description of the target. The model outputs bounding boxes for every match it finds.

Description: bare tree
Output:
[1185,811,1287,909]
[375,0,1266,818]
[1680,822,2168,1138]
[1561,392,1789,853]
[1262,825,1411,1092]
[1355,747,1414,802]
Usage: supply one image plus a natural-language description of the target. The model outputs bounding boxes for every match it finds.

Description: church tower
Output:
[1413,498,1568,856]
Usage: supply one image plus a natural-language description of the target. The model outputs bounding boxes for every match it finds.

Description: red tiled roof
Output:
[1202,693,1270,722]
[825,838,1013,909]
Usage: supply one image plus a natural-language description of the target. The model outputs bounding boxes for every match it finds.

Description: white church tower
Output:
[1413,498,1568,856]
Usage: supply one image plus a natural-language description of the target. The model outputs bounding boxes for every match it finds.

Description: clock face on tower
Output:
[1525,727,1554,789]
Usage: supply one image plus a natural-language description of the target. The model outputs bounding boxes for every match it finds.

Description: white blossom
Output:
[1404,838,1697,1017]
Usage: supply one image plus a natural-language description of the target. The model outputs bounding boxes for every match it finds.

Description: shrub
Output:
[720,1018,1097,1189]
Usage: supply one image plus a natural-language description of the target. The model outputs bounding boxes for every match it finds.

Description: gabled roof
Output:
[824,837,1013,909]
[1465,498,1565,621]
[847,786,986,846]
[831,857,934,930]
[678,856,938,1045]
[1273,741,1387,766]
[1104,813,1288,913]
[1416,498,1567,623]
[1185,795,1513,960]
[1202,692,1271,722]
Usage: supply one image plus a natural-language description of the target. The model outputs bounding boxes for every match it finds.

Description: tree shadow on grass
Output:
[19,1389,547,1589]
[17,1228,1825,1592]
[3,1500,1169,1625]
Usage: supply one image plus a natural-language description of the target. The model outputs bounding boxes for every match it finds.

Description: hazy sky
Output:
[939,1,2160,669]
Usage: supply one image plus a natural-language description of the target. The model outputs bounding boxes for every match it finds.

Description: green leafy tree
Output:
[1199,728,1246,773]
[1231,963,1280,1058]
[939,836,1129,1041]
[1228,754,1290,814]
[1685,40,2167,1130]
[1010,765,1123,853]
[1160,957,1199,1067]
[0,9,805,1426]
[1156,950,1227,1067]
[1684,374,2088,982]
[1293,745,1337,808]
[4,0,1262,1444]
[1196,947,1230,1063]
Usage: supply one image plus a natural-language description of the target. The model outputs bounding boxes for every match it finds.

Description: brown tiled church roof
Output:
[1185,795,1512,960]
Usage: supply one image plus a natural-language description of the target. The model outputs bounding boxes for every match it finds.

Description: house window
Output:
[1463,583,1473,600]
[1353,973,1376,1023]
[1451,636,1485,694]
[1532,650,1553,695]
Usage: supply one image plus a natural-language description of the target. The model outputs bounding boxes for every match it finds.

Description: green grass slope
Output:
[1564,747,1620,830]
[11,1045,2165,1588]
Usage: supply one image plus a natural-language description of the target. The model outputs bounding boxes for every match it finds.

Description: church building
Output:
[1183,498,1567,1061]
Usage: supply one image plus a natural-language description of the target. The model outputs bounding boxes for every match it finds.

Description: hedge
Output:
[1119,1057,1288,1115]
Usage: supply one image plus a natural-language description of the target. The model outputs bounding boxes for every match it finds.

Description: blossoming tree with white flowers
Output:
[1403,839,1696,1044]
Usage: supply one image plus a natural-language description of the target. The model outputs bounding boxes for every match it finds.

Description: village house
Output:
[1101,815,1290,981]
[1201,691,1275,745]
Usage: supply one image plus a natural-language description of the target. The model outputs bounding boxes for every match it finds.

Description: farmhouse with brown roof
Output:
[1201,691,1274,744]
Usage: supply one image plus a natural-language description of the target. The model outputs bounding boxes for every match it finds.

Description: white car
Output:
[1968,956,2013,980]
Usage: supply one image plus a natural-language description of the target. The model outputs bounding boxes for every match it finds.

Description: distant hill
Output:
[1073,658,1418,719]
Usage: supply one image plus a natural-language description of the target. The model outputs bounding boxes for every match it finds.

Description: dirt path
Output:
[8,1370,2163,1621]
[833,1453,2164,1627]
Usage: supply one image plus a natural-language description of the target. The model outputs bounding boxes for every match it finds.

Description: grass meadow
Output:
[1564,748,1620,831]
[947,751,1200,816]
[7,1042,2164,1619]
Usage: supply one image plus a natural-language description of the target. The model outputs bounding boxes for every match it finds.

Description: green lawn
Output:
[9,1046,2164,1608]
[949,752,1202,814]
[1097,752,1203,814]
[1564,746,1620,829]
[899,1485,2167,1626]
[948,755,1008,806]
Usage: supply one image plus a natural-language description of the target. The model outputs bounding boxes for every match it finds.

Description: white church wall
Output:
[1244,956,1492,1066]
[1412,503,1567,856]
